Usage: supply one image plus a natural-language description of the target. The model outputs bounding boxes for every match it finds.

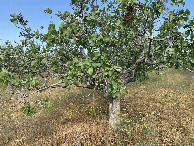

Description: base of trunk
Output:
[108,96,121,130]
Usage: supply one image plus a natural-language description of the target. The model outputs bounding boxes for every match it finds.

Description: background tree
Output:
[0,0,193,130]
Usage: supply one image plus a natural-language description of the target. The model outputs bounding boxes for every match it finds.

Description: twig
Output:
[186,68,194,74]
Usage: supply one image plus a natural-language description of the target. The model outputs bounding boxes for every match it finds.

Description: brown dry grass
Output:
[0,68,193,145]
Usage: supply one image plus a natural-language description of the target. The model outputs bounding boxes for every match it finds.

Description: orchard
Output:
[0,0,193,130]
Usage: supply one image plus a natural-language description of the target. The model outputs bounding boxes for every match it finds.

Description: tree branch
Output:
[186,68,194,74]
[13,82,71,99]
[126,57,146,72]
[145,60,166,65]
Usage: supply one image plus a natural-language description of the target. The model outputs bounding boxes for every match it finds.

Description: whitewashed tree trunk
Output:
[108,96,121,130]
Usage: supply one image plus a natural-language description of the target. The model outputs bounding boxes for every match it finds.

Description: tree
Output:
[0,0,193,130]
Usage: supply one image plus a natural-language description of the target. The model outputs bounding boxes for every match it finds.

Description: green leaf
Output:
[168,48,174,54]
[45,96,49,102]
[39,96,52,109]
[185,9,190,15]
[83,59,91,66]
[115,68,121,72]
[10,14,18,18]
[0,55,4,59]
[120,86,128,94]
[112,82,116,90]
[10,14,19,24]
[31,60,37,66]
[108,70,113,76]
[41,58,48,64]
[20,103,36,117]
[48,24,56,34]
[47,102,52,108]
[10,18,18,24]
[86,6,89,11]
[178,20,184,28]
[74,80,79,86]
[88,67,93,75]
[105,92,109,97]
[93,63,101,67]
[44,8,52,14]
[103,71,109,76]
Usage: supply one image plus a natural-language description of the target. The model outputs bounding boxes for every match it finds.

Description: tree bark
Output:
[108,95,121,130]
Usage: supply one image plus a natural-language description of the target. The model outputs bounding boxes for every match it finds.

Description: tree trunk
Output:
[108,96,121,130]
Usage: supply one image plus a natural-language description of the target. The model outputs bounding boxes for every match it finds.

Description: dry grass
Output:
[0,68,193,145]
